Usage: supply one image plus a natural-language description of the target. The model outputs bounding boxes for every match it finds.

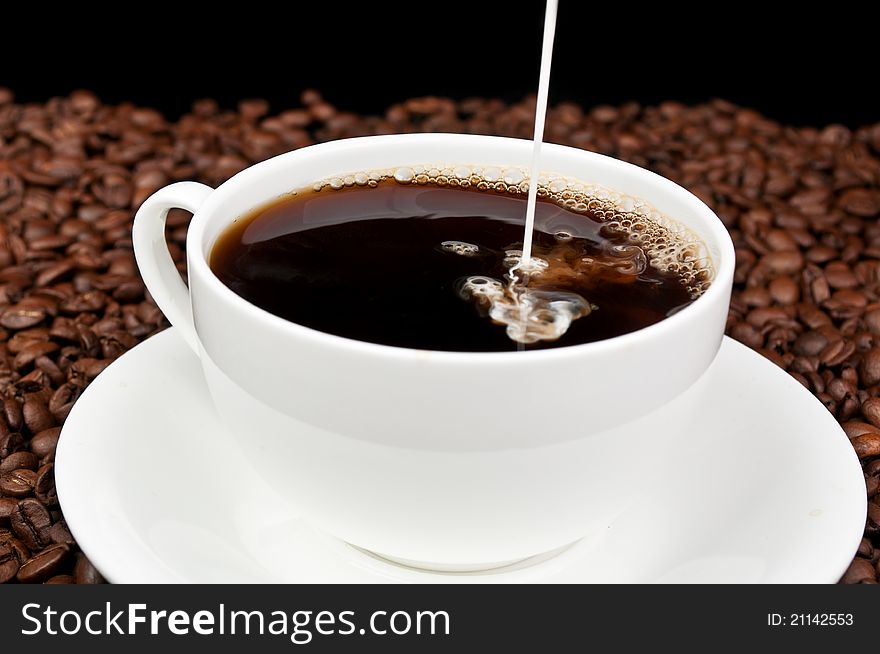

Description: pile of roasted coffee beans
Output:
[0,88,878,583]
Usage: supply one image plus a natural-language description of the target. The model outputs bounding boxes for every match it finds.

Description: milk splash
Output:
[458,0,584,345]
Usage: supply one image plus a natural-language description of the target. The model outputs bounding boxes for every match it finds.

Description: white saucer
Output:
[56,329,866,583]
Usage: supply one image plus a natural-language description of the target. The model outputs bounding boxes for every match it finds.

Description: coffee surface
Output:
[211,178,705,352]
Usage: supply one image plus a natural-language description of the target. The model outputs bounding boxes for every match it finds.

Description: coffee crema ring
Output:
[313,164,714,298]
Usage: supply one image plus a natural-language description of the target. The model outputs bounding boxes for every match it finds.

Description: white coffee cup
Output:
[133,133,734,569]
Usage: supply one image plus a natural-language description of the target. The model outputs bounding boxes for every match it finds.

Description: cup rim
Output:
[187,133,735,363]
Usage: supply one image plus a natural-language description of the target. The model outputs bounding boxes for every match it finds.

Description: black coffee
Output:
[211,171,710,352]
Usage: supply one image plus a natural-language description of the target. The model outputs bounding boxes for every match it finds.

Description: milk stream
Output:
[510,0,558,280]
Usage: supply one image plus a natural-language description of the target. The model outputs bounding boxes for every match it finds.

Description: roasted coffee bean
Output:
[0,529,30,564]
[0,497,17,525]
[866,475,879,499]
[45,574,75,584]
[48,384,78,422]
[0,542,19,583]
[0,304,46,330]
[730,322,764,349]
[34,464,56,507]
[47,520,74,546]
[843,421,880,439]
[7,328,50,353]
[16,543,68,583]
[862,397,880,427]
[0,431,24,458]
[824,262,859,289]
[865,309,880,334]
[841,557,877,584]
[9,498,52,550]
[13,341,59,371]
[29,427,61,458]
[828,377,855,402]
[0,469,37,497]
[73,552,104,584]
[0,451,38,473]
[867,502,880,537]
[793,331,829,357]
[4,399,23,432]
[852,433,880,459]
[22,395,54,433]
[768,276,799,305]
[860,348,880,386]
[763,251,804,275]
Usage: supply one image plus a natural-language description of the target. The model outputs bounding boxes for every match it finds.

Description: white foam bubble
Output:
[394,167,414,183]
[503,169,525,185]
[454,165,472,180]
[503,251,549,276]
[440,241,481,257]
[483,166,502,182]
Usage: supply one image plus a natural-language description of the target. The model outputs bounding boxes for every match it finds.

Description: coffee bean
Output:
[851,433,880,459]
[22,395,54,433]
[860,348,880,386]
[768,276,799,305]
[829,289,867,310]
[0,469,37,497]
[45,574,75,584]
[0,497,17,525]
[746,307,790,328]
[798,304,832,329]
[820,340,849,367]
[762,251,804,275]
[793,331,828,357]
[17,543,68,583]
[33,464,56,507]
[0,542,19,583]
[841,557,877,584]
[0,304,46,330]
[806,245,837,264]
[828,378,855,402]
[35,262,74,288]
[0,527,29,558]
[47,520,73,546]
[824,262,859,289]
[811,276,832,304]
[740,287,771,307]
[861,397,880,427]
[0,450,38,473]
[29,427,61,458]
[10,498,52,550]
[48,384,78,423]
[840,189,880,217]
[867,502,880,537]
[0,431,24,458]
[13,341,59,371]
[730,322,764,349]
[866,475,879,499]
[4,399,23,432]
[73,552,104,584]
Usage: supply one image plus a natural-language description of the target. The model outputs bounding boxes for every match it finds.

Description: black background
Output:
[1,3,877,127]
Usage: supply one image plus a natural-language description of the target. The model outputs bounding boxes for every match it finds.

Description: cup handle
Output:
[133,181,214,353]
